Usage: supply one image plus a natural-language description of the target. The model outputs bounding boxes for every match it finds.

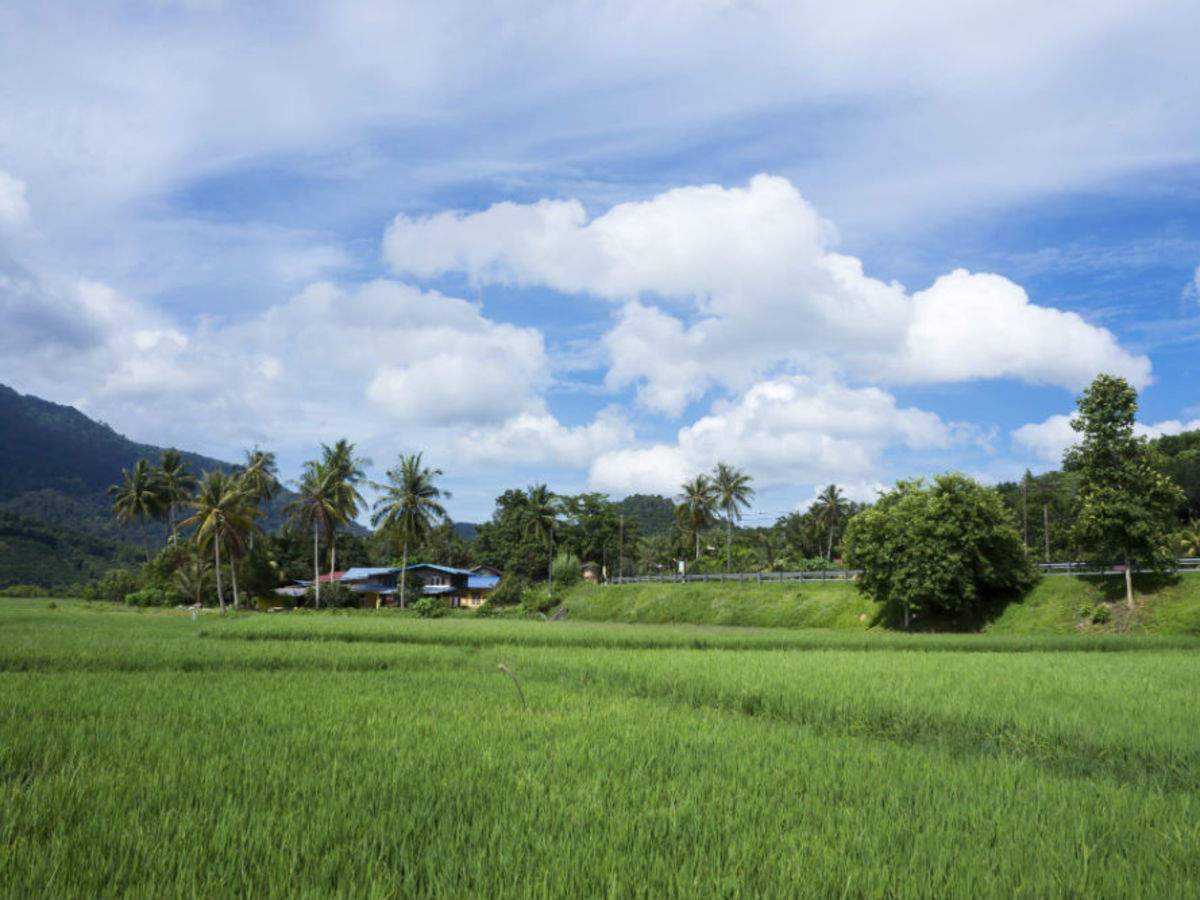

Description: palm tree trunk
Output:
[400,541,408,610]
[167,506,174,548]
[726,511,732,574]
[230,549,240,610]
[214,537,225,612]
[695,530,700,561]
[142,520,151,563]
[330,537,337,602]
[548,533,554,600]
[313,522,321,609]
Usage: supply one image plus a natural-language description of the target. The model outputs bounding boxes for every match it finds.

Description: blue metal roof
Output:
[347,584,397,594]
[421,584,456,595]
[467,575,500,590]
[405,563,473,575]
[342,567,400,581]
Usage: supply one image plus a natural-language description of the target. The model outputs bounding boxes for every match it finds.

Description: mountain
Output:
[452,521,479,541]
[0,383,296,543]
[0,507,142,588]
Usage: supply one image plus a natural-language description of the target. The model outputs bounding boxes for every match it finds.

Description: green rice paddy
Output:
[3,599,1200,896]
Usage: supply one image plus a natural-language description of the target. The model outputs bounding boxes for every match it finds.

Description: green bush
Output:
[123,587,175,608]
[551,551,583,588]
[0,584,50,598]
[413,596,448,618]
[1091,604,1111,624]
[487,575,531,607]
[842,473,1036,628]
[304,581,357,608]
[96,569,141,604]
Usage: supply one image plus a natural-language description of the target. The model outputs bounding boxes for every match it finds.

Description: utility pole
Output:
[1021,472,1029,555]
[618,514,624,586]
[1044,504,1051,563]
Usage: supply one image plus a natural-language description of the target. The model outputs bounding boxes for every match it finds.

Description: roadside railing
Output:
[605,558,1200,585]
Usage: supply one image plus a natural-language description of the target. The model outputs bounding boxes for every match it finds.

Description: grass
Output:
[4,599,1200,895]
[561,578,876,628]
[562,572,1200,636]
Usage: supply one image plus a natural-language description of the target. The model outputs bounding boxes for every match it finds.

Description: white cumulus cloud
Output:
[1013,412,1200,462]
[0,171,30,230]
[588,375,963,495]
[385,175,1151,414]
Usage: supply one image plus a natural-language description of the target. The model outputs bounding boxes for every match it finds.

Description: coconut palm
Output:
[712,462,754,573]
[177,470,256,612]
[108,458,165,561]
[173,545,214,607]
[811,484,850,560]
[236,446,281,507]
[1178,521,1200,557]
[520,484,563,600]
[675,475,718,562]
[319,439,368,582]
[371,453,449,609]
[153,449,197,543]
[284,460,340,608]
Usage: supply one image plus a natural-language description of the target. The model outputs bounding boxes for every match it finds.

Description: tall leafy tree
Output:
[1065,374,1184,608]
[153,449,197,543]
[712,462,754,573]
[520,484,563,600]
[284,461,340,608]
[177,470,256,611]
[371,453,449,609]
[107,458,165,561]
[675,474,718,562]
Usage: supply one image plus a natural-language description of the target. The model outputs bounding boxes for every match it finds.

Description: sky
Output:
[2,0,1199,524]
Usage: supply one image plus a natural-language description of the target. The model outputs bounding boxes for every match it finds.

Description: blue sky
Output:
[1,1,1198,522]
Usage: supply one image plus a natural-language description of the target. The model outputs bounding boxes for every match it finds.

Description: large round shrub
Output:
[842,473,1035,628]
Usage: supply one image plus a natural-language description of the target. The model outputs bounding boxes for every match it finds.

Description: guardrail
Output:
[605,557,1200,585]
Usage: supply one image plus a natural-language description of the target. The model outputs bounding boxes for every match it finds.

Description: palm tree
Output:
[237,446,281,507]
[177,470,255,612]
[108,458,165,561]
[811,484,850,560]
[712,462,754,573]
[675,474,717,562]
[173,544,214,607]
[235,447,280,551]
[320,439,368,583]
[371,453,449,609]
[153,449,197,544]
[1178,521,1200,557]
[520,484,562,600]
[284,460,340,608]
[756,531,785,572]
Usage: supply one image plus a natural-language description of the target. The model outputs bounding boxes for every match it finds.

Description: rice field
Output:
[4,600,1200,896]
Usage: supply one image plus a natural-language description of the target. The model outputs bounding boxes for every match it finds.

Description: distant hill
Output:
[0,383,296,543]
[0,507,142,588]
[617,493,675,535]
[452,521,479,541]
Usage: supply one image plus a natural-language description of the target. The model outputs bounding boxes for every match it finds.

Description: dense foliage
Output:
[843,473,1035,627]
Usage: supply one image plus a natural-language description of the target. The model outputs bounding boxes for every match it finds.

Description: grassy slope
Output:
[561,579,877,628]
[563,573,1200,635]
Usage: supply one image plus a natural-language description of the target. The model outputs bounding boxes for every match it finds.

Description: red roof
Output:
[315,571,347,583]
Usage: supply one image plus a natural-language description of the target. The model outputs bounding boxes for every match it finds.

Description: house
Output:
[404,563,502,609]
[341,567,402,608]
